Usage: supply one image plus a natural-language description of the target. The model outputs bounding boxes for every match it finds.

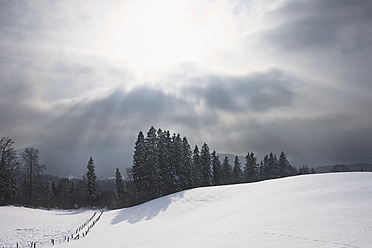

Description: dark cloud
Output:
[29,87,209,177]
[1,0,371,178]
[221,114,372,167]
[264,0,372,52]
[187,69,295,112]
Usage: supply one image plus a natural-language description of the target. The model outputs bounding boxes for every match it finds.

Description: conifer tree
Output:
[262,152,279,179]
[232,156,243,184]
[192,145,202,187]
[132,131,146,198]
[171,133,183,192]
[86,156,97,204]
[200,143,211,186]
[244,152,258,183]
[115,168,125,206]
[158,129,175,195]
[212,151,223,186]
[222,156,233,185]
[278,151,291,177]
[270,153,280,178]
[144,126,160,199]
[180,137,193,190]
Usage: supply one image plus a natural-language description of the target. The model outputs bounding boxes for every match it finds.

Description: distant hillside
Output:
[315,163,372,173]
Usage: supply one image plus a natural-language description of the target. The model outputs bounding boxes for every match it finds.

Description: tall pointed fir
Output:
[0,137,19,205]
[262,154,270,180]
[222,156,233,185]
[144,126,160,199]
[200,143,211,187]
[115,168,125,207]
[212,151,223,186]
[232,156,243,184]
[244,152,258,183]
[171,133,183,192]
[86,156,97,205]
[278,151,291,177]
[192,145,202,187]
[180,137,193,190]
[132,131,146,199]
[157,129,175,195]
[270,152,280,178]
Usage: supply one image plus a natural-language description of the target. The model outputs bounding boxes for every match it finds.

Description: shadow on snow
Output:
[111,191,185,225]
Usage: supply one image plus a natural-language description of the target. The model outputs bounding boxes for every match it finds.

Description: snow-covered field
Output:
[0,207,97,247]
[1,172,372,248]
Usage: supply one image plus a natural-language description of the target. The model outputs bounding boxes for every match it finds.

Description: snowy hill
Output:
[1,173,372,248]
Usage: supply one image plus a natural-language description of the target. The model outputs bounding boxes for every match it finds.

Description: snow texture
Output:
[1,172,372,248]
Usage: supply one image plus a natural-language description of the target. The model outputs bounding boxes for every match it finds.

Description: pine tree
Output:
[222,156,233,185]
[158,129,175,195]
[144,126,160,199]
[278,151,291,177]
[86,156,97,205]
[171,133,183,192]
[179,137,193,190]
[132,131,146,198]
[232,156,243,184]
[0,137,19,205]
[244,152,258,183]
[262,152,279,179]
[212,151,223,186]
[200,143,211,186]
[115,168,125,206]
[42,181,55,208]
[270,153,280,178]
[192,145,202,187]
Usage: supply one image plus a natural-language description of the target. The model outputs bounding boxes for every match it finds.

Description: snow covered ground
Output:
[1,172,372,248]
[0,207,97,247]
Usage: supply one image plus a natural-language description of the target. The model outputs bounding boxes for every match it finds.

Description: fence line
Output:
[7,210,104,248]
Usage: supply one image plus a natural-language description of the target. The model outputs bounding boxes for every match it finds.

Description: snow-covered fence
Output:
[3,210,104,248]
[49,210,104,246]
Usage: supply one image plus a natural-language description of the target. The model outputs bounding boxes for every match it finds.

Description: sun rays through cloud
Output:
[1,0,372,176]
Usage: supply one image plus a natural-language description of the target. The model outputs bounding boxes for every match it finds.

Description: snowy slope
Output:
[2,173,372,248]
[0,207,97,247]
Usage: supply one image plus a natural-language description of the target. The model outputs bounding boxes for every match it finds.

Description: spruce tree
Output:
[115,168,125,206]
[212,151,223,186]
[86,156,97,205]
[244,152,258,183]
[222,156,233,185]
[171,133,183,192]
[180,137,193,190]
[232,156,243,184]
[278,151,291,177]
[270,153,280,178]
[200,143,211,186]
[144,126,160,199]
[192,145,202,187]
[158,129,175,195]
[132,131,146,198]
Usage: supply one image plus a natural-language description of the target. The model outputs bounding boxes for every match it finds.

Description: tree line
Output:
[0,137,117,208]
[1,129,315,209]
[129,126,313,204]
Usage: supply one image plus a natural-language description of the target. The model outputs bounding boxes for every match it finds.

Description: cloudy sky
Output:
[1,0,372,177]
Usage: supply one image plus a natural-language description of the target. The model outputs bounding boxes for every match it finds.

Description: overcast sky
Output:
[1,0,372,177]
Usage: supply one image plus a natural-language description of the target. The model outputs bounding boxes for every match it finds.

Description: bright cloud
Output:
[1,0,372,177]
